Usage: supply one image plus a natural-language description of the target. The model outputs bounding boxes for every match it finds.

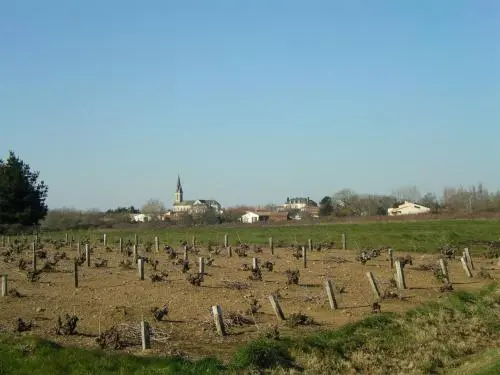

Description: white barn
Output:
[387,201,431,216]
[240,211,270,224]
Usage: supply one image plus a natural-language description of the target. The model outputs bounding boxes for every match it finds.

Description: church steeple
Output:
[175,175,183,203]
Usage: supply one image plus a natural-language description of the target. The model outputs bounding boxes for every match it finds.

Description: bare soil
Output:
[0,243,498,362]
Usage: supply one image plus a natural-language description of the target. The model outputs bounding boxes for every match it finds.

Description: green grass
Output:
[37,218,500,253]
[0,335,225,375]
[2,283,500,374]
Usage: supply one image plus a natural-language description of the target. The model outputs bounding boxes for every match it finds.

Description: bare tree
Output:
[392,185,421,203]
[141,199,166,215]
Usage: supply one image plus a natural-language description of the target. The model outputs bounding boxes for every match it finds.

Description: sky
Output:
[1,1,499,210]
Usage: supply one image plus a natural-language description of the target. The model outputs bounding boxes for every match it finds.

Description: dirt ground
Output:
[0,242,498,362]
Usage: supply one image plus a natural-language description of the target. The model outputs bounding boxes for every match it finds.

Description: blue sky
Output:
[1,1,499,210]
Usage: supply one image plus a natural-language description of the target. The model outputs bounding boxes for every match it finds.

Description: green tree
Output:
[0,151,48,232]
[319,196,333,216]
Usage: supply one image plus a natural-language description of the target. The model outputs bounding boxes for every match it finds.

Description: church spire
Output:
[175,175,183,204]
[176,175,183,194]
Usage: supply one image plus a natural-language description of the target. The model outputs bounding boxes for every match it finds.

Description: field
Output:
[1,219,500,374]
[60,218,500,252]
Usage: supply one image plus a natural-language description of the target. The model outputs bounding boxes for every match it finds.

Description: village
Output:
[129,176,431,224]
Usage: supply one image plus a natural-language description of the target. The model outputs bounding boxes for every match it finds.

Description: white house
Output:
[282,197,317,211]
[240,211,270,224]
[388,201,431,216]
[130,213,153,222]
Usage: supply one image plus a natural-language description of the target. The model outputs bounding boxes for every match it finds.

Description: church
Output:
[172,176,222,215]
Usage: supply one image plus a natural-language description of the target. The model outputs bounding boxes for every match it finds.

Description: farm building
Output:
[388,201,431,216]
[240,211,290,223]
[240,211,270,223]
[129,213,153,222]
[172,176,222,215]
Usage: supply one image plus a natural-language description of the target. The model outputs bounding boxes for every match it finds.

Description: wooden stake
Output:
[138,258,144,280]
[65,233,69,245]
[133,245,138,263]
[32,242,37,272]
[308,238,312,252]
[269,237,274,255]
[439,258,450,283]
[394,260,406,289]
[463,248,474,270]
[103,233,107,247]
[85,244,90,267]
[224,233,228,248]
[134,234,138,248]
[192,235,196,247]
[183,245,188,260]
[324,279,338,310]
[227,246,232,257]
[252,257,258,270]
[212,305,226,336]
[199,257,205,275]
[341,233,347,250]
[302,246,307,268]
[141,320,151,350]
[1,275,7,297]
[77,241,81,257]
[388,248,393,269]
[460,256,473,277]
[366,272,381,300]
[154,236,159,253]
[269,294,285,320]
[74,260,79,288]
[119,237,123,253]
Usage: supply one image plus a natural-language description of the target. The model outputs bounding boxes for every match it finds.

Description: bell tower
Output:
[175,175,183,204]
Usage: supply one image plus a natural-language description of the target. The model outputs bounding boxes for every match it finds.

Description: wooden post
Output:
[269,294,285,320]
[74,260,79,288]
[85,244,90,267]
[134,234,138,248]
[324,279,338,310]
[77,241,81,257]
[6,236,10,246]
[183,245,188,260]
[32,242,37,272]
[464,248,474,270]
[1,275,7,297]
[388,248,394,269]
[302,246,307,268]
[133,245,138,263]
[103,233,107,247]
[308,238,312,252]
[141,320,151,350]
[154,236,159,253]
[65,233,69,245]
[269,237,274,255]
[341,233,347,250]
[138,258,145,280]
[394,260,406,289]
[119,237,123,253]
[199,257,205,275]
[252,257,258,270]
[439,258,450,283]
[227,246,232,257]
[224,233,228,248]
[460,256,473,277]
[212,305,226,337]
[366,272,381,299]
[192,235,196,247]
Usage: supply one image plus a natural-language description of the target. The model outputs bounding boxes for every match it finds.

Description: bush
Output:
[232,338,293,370]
